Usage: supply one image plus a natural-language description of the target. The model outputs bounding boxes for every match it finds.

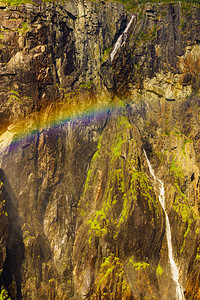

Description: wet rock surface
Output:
[0,1,200,299]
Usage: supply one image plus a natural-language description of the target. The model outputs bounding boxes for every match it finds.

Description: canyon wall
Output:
[0,1,200,299]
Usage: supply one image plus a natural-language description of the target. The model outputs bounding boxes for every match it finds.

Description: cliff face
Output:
[0,1,200,299]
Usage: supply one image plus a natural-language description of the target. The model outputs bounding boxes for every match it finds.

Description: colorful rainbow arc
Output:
[0,99,122,156]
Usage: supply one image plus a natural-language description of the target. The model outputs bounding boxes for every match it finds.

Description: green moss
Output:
[98,263,115,286]
[129,258,149,270]
[173,183,196,223]
[170,158,184,183]
[81,113,160,253]
[139,171,160,220]
[93,135,103,162]
[111,115,129,156]
[84,115,133,242]
[172,183,196,253]
[91,253,131,299]
[196,248,200,260]
[110,114,132,161]
[18,22,29,34]
[111,136,125,159]
[0,289,11,300]
[100,47,112,64]
[8,94,21,103]
[10,90,19,95]
[87,149,159,244]
[3,0,33,6]
[87,209,108,244]
[165,129,170,136]
[84,168,93,190]
[24,234,34,244]
[80,80,93,89]
[9,90,21,102]
[196,254,200,260]
[181,138,192,156]
[155,152,165,164]
[180,220,193,253]
[156,264,163,275]
[87,167,126,243]
[117,115,132,128]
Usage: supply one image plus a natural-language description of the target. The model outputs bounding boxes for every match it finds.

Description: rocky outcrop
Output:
[0,0,129,131]
[0,1,200,299]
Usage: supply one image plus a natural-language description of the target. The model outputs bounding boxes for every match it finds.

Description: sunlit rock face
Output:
[0,1,200,299]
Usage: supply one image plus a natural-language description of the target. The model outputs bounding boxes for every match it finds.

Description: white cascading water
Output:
[143,150,185,300]
[110,15,136,62]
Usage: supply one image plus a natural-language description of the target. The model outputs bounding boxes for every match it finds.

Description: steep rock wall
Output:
[0,1,200,299]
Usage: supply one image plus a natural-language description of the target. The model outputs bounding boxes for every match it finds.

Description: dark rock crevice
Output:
[0,169,25,300]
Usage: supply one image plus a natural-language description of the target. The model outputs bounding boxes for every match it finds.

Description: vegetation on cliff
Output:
[1,0,200,8]
[0,0,200,299]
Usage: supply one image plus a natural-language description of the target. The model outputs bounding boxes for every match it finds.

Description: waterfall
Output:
[143,150,185,300]
[110,15,136,62]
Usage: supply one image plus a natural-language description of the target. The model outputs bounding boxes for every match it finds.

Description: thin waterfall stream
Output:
[143,149,185,300]
[110,15,136,62]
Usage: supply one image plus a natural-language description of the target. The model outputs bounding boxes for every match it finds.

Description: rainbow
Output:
[0,95,123,156]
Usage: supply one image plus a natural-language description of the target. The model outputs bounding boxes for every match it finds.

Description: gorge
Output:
[0,0,200,299]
